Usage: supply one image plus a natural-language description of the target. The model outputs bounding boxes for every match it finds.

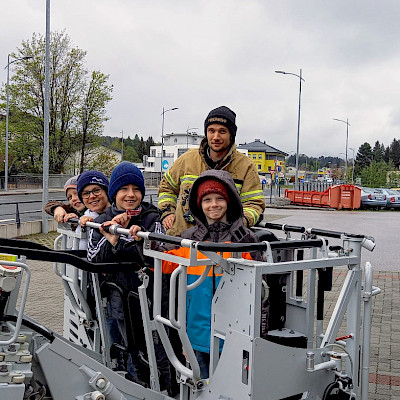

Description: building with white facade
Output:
[143,131,204,173]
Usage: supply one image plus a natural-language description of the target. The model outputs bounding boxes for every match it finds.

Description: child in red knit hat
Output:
[163,169,265,379]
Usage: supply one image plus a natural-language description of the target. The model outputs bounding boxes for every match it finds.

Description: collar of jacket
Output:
[199,137,236,170]
[189,217,249,243]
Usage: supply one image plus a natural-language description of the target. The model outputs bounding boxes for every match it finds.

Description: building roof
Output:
[237,139,288,155]
[166,131,204,138]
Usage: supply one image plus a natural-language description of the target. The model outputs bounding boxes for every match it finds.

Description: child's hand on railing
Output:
[64,213,79,223]
[100,221,120,247]
[111,212,129,228]
[54,206,67,223]
[79,216,93,227]
[129,225,143,241]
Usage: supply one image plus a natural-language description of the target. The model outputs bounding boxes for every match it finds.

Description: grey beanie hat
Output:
[64,175,79,195]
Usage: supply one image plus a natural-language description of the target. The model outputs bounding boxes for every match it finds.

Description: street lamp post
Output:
[349,147,356,184]
[333,118,350,182]
[338,152,346,180]
[160,107,178,176]
[4,55,33,191]
[121,130,124,160]
[275,69,305,191]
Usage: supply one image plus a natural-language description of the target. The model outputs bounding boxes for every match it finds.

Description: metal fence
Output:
[297,181,332,192]
[0,172,163,190]
[0,174,76,190]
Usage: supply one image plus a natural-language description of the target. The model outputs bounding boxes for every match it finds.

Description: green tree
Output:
[1,111,43,173]
[388,138,400,168]
[145,136,155,156]
[372,141,385,162]
[110,138,122,152]
[0,31,112,173]
[86,151,119,177]
[123,146,140,163]
[132,134,141,149]
[359,160,389,187]
[355,142,373,174]
[79,70,113,173]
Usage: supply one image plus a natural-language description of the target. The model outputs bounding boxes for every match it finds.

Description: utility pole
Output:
[121,130,124,160]
[41,0,50,233]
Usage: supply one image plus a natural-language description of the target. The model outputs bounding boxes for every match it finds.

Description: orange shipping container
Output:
[285,185,361,210]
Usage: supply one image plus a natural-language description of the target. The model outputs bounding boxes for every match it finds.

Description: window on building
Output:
[258,154,262,159]
[253,155,257,159]
[178,148,187,157]
[151,149,156,157]
[258,165,261,169]
[174,138,177,143]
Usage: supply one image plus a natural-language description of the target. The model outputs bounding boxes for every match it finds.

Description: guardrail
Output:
[0,200,44,228]
[0,195,157,227]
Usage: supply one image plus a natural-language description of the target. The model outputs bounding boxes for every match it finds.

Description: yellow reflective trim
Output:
[158,193,177,205]
[165,171,179,190]
[158,198,177,206]
[240,190,264,198]
[241,195,265,202]
[158,193,177,200]
[181,174,198,184]
[243,207,259,223]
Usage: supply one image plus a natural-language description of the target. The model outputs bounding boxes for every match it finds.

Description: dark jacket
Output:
[87,202,164,292]
[87,202,163,265]
[87,201,171,389]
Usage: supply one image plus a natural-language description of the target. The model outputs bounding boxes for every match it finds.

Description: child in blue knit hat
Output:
[87,162,172,393]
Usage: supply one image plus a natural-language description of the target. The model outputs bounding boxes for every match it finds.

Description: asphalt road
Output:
[263,207,400,271]
[0,193,63,224]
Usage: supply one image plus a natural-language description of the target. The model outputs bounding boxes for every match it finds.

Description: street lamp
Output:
[275,69,305,190]
[349,147,356,184]
[339,152,346,180]
[121,130,124,160]
[4,54,33,191]
[160,107,178,175]
[333,118,350,183]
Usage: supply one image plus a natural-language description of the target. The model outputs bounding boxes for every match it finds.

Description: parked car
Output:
[360,187,387,209]
[381,189,400,209]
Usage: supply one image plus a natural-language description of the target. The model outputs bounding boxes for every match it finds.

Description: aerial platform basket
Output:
[0,220,380,400]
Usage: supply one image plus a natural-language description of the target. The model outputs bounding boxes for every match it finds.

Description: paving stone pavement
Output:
[12,231,400,399]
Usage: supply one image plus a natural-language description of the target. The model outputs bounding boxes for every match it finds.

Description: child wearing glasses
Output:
[74,171,111,250]
[87,162,173,394]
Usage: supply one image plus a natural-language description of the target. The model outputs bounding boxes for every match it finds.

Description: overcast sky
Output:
[2,1,400,158]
